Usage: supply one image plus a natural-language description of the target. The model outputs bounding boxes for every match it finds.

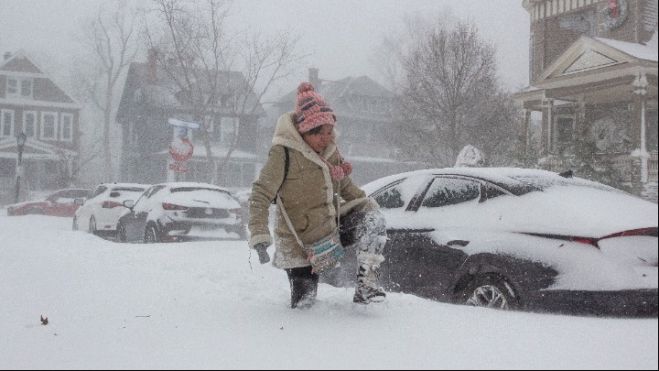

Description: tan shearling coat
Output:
[248,112,371,269]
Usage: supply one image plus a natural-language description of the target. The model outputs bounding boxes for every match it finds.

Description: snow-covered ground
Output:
[0,214,657,369]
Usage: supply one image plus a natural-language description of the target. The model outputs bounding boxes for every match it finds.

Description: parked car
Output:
[73,183,149,236]
[116,182,245,243]
[325,168,658,317]
[6,188,91,217]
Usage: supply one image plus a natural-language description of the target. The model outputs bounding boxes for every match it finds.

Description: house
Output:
[115,52,264,188]
[514,0,658,201]
[272,69,420,185]
[0,50,81,204]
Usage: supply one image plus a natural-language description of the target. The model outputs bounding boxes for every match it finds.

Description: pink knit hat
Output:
[294,82,336,134]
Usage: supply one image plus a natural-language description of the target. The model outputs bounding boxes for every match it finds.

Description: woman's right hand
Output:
[254,242,271,264]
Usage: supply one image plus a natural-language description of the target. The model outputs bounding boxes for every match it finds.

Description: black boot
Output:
[286,266,319,309]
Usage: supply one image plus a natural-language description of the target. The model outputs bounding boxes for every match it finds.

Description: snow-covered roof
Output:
[595,37,658,62]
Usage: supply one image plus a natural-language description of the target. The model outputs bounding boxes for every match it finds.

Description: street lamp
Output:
[15,131,27,203]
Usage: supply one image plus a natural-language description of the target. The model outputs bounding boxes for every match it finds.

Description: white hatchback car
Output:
[73,183,149,236]
[116,182,244,243]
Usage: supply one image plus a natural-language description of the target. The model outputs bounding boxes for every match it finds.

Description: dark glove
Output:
[254,243,270,264]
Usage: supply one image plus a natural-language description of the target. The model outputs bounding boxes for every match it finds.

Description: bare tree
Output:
[74,1,139,181]
[386,20,517,167]
[145,0,300,183]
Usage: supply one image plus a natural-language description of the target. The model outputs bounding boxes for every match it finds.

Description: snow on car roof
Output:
[100,182,150,189]
[362,167,615,195]
[153,182,232,193]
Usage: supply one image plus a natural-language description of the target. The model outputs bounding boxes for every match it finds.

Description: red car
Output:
[6,188,91,217]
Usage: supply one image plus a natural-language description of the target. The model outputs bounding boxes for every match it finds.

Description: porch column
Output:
[519,109,532,160]
[632,72,649,183]
[575,95,587,139]
[541,98,554,155]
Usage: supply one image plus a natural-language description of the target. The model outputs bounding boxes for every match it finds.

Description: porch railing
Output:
[650,151,658,183]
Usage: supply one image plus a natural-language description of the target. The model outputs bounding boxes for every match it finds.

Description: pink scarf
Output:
[321,150,353,182]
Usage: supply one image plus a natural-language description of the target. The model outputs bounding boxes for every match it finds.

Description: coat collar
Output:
[272,112,337,212]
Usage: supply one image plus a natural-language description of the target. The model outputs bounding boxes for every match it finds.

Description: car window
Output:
[145,185,167,198]
[483,184,507,200]
[421,177,481,208]
[92,186,108,198]
[373,181,406,209]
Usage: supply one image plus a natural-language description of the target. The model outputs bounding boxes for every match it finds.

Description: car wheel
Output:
[72,217,79,231]
[117,222,127,243]
[89,216,98,235]
[461,274,518,310]
[144,225,160,243]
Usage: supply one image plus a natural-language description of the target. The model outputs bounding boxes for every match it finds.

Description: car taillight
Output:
[602,227,659,239]
[102,201,123,209]
[162,203,189,211]
[570,237,599,247]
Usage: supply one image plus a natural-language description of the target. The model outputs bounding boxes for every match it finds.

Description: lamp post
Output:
[15,131,27,203]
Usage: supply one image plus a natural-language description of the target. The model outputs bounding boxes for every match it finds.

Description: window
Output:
[92,185,108,198]
[648,110,658,152]
[41,112,58,140]
[421,177,481,208]
[60,113,74,141]
[555,116,574,144]
[6,78,18,97]
[5,77,33,98]
[21,79,33,98]
[373,181,406,209]
[22,111,37,138]
[220,116,238,146]
[1,109,15,138]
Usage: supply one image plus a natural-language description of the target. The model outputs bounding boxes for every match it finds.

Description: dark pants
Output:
[285,209,385,308]
[285,266,319,308]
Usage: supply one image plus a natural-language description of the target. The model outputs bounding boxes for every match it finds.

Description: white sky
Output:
[0,0,531,98]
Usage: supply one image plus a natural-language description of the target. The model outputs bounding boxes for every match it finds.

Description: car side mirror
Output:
[74,198,85,206]
[123,200,135,209]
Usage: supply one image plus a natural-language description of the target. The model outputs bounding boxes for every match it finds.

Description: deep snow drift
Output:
[0,214,657,369]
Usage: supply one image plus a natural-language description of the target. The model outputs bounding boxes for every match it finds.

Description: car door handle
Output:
[447,240,470,247]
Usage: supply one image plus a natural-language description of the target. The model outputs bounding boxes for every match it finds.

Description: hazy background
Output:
[0,0,531,96]
[0,0,531,185]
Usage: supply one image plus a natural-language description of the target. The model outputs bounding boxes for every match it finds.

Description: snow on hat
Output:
[294,82,336,134]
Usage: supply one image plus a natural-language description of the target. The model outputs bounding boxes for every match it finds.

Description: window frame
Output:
[22,110,37,138]
[20,78,33,98]
[371,179,409,210]
[40,111,58,141]
[60,113,74,142]
[417,176,484,209]
[1,109,15,138]
[6,77,19,98]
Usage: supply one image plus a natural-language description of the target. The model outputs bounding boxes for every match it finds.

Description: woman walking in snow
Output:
[248,82,387,309]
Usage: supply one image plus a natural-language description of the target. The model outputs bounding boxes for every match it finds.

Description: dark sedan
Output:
[324,168,658,317]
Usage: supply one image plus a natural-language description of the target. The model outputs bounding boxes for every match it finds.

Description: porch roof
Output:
[514,35,658,110]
